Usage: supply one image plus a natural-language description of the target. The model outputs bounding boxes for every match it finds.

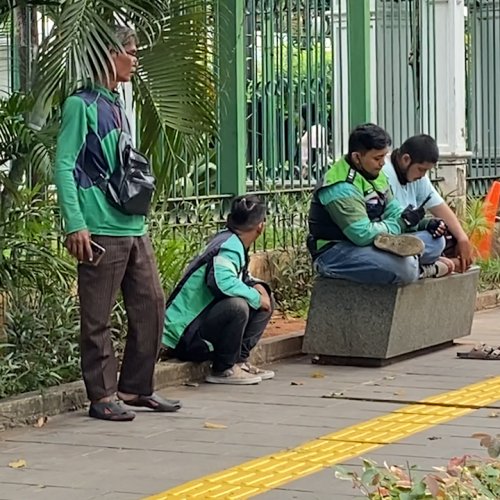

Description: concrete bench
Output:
[302,267,480,366]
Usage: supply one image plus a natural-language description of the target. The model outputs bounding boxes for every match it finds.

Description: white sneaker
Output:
[420,261,451,279]
[239,362,275,380]
[206,364,262,385]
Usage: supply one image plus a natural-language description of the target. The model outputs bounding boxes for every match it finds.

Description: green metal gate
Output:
[466,0,500,196]
[244,0,437,193]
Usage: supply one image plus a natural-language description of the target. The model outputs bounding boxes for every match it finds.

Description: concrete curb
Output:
[0,332,304,431]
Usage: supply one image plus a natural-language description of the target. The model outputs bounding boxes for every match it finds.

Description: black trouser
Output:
[173,297,273,372]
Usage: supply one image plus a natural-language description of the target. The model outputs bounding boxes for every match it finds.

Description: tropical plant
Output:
[0,93,57,220]
[0,190,80,399]
[459,196,490,253]
[0,289,80,399]
[0,0,218,211]
[477,258,500,291]
[0,188,74,291]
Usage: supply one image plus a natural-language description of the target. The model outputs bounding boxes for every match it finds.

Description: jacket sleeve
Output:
[319,182,407,246]
[206,247,262,310]
[54,96,88,234]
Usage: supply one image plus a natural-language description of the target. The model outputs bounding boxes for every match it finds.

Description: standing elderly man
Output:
[54,26,181,421]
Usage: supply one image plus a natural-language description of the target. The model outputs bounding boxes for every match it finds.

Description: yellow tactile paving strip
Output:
[146,375,500,500]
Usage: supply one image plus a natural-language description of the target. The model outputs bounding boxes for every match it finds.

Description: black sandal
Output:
[122,393,182,412]
[89,401,136,421]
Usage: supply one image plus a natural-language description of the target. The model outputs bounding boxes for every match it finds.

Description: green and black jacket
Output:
[162,230,264,349]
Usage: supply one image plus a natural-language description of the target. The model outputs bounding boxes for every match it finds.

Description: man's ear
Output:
[256,222,265,235]
[401,153,412,167]
[351,152,361,166]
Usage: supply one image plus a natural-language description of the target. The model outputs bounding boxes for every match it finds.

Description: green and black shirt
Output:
[54,84,145,236]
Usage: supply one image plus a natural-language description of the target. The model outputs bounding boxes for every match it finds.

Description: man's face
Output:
[399,154,435,182]
[351,147,389,180]
[111,40,138,83]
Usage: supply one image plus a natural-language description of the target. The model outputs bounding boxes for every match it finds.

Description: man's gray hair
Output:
[113,25,138,46]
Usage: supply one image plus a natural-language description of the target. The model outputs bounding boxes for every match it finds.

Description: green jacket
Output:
[308,156,415,254]
[54,85,145,236]
[163,230,263,349]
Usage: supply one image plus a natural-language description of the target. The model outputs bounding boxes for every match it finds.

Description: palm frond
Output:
[0,93,56,173]
[3,0,219,201]
[32,0,165,110]
[133,0,217,195]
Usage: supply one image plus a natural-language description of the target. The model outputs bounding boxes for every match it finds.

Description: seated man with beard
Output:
[307,123,452,284]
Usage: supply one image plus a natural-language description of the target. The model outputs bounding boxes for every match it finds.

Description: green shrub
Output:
[477,258,500,291]
[0,290,80,399]
[268,245,314,318]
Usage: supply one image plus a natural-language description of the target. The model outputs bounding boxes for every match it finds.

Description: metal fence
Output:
[241,0,437,248]
[466,0,500,196]
[242,0,437,191]
[373,0,437,146]
[0,1,442,252]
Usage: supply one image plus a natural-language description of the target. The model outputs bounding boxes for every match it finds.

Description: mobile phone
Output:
[82,241,106,266]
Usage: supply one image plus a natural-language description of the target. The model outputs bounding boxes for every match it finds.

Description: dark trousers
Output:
[173,297,273,372]
[78,235,165,401]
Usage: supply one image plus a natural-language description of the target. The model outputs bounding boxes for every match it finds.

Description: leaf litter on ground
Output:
[204,422,227,430]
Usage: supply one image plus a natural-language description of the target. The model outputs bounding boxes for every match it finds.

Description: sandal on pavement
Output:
[89,401,136,422]
[121,393,182,412]
[457,344,500,360]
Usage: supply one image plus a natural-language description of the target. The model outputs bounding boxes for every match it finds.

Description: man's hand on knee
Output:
[456,237,473,272]
[254,284,272,312]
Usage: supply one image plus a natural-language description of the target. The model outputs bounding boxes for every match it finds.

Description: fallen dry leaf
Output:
[203,422,227,430]
[383,376,396,381]
[362,381,380,386]
[310,372,325,379]
[290,381,304,386]
[488,412,499,418]
[472,432,500,458]
[8,459,26,469]
[33,416,48,428]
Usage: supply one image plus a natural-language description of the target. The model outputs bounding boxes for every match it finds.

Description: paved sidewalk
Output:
[0,310,499,500]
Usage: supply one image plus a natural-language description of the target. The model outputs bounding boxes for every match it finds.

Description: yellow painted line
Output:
[146,376,500,500]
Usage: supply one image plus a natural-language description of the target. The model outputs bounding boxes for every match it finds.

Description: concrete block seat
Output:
[303,266,480,366]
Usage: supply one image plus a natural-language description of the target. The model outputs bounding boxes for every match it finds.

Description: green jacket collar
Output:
[90,83,120,103]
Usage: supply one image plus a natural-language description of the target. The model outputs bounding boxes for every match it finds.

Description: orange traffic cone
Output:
[474,180,500,260]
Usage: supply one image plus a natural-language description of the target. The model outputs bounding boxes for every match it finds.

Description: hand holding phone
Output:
[83,240,106,266]
[66,229,92,262]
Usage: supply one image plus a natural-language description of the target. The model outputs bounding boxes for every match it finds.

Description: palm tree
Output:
[0,0,218,217]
